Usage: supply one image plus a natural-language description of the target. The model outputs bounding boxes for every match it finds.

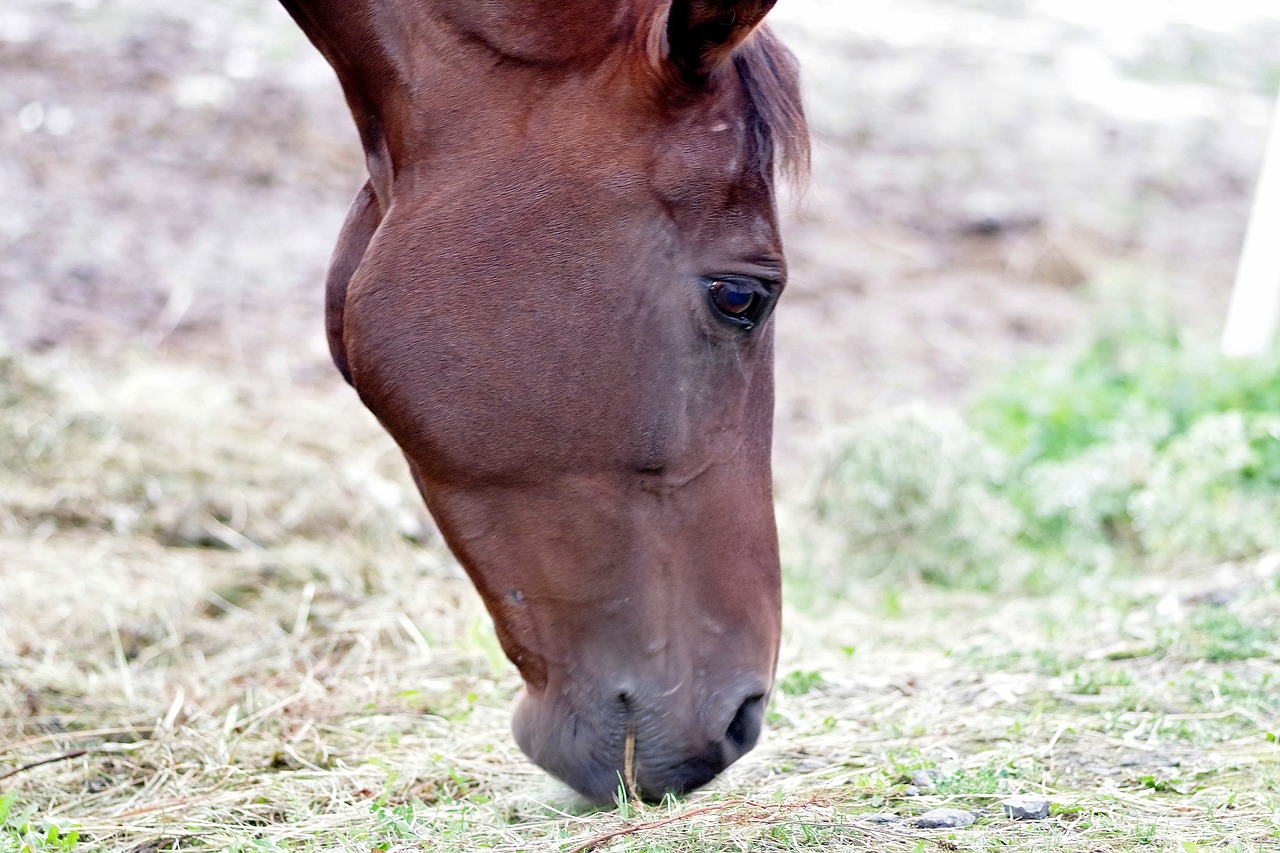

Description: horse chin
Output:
[512,687,624,803]
[511,683,765,805]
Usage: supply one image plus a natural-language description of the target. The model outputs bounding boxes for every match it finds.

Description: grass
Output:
[799,309,1280,595]
[2,348,1279,851]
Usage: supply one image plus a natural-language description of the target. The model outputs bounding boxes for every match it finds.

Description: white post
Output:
[1222,87,1280,358]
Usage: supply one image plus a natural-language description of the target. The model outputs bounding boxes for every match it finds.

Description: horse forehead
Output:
[431,1,655,66]
[469,76,756,202]
[655,109,751,181]
[647,102,769,218]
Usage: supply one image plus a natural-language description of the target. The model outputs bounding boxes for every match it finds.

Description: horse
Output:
[276,0,808,803]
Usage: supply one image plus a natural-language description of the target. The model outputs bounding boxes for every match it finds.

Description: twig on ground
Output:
[564,803,740,853]
[0,749,88,782]
[1,726,156,755]
[562,798,853,853]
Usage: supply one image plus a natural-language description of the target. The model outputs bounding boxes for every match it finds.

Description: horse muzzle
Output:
[512,674,769,803]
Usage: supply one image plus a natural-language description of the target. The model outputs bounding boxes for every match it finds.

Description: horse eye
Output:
[706,278,775,330]
[710,281,756,315]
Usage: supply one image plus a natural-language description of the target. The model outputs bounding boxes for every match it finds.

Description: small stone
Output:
[1001,796,1051,821]
[903,785,920,796]
[860,813,899,825]
[913,808,976,829]
[909,769,938,790]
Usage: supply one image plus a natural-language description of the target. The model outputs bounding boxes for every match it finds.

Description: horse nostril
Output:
[724,693,765,752]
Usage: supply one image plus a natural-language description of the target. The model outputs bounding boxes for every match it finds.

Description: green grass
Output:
[802,312,1280,593]
[970,314,1280,573]
[0,793,82,853]
[778,670,826,697]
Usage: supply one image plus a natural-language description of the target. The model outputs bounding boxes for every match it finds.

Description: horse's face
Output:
[283,0,806,803]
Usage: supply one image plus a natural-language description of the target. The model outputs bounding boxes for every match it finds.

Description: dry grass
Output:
[2,353,1278,852]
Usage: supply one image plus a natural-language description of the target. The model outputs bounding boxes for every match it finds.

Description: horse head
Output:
[279,0,807,803]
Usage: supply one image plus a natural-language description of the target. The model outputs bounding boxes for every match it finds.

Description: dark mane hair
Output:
[734,25,810,184]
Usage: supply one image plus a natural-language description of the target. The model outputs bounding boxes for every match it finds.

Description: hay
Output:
[3,353,1279,851]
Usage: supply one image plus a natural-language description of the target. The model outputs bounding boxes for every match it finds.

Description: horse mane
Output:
[733,25,810,184]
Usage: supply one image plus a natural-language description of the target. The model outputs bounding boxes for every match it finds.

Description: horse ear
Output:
[665,0,778,78]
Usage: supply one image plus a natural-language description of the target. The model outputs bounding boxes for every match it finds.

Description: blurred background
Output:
[4,0,1276,405]
[5,0,1278,574]
[3,1,1280,847]
[771,0,1276,445]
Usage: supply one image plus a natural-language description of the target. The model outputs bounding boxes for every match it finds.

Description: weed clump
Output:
[812,404,1022,589]
[809,314,1280,590]
[974,316,1280,573]
[1130,411,1280,560]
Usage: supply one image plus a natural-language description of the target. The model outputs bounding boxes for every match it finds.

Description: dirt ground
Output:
[3,0,1278,464]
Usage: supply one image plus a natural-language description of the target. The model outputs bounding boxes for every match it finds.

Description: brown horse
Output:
[277,0,807,803]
